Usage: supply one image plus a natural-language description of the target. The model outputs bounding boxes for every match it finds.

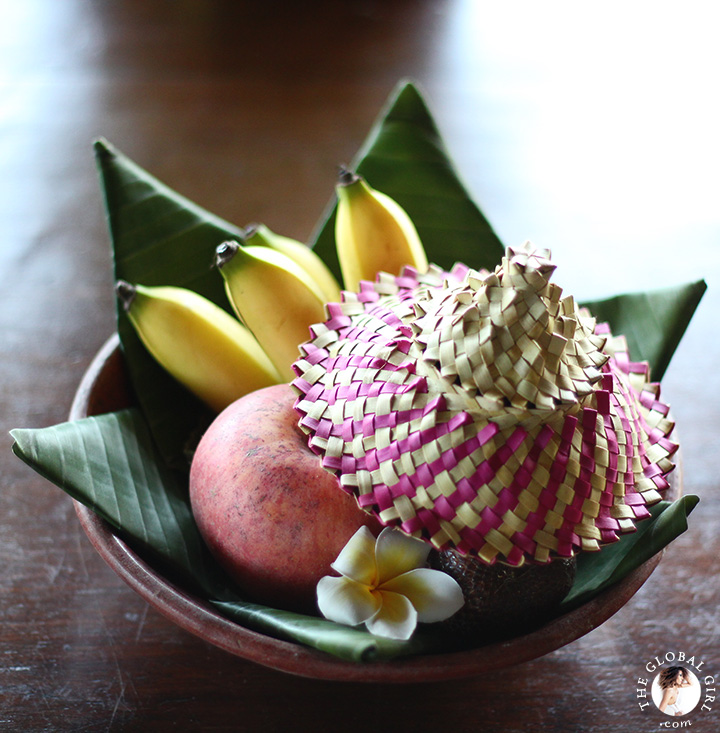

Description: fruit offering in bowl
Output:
[10,81,702,678]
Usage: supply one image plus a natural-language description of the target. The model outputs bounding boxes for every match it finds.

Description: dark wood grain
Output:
[2,2,718,731]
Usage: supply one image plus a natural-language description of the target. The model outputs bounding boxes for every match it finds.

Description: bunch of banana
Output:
[119,176,429,411]
[243,223,341,305]
[335,169,428,292]
[215,240,329,382]
[116,281,281,412]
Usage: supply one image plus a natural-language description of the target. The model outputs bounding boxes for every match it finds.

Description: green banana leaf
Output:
[9,412,699,663]
[310,80,506,277]
[10,410,230,599]
[561,495,699,610]
[211,600,439,662]
[95,139,245,469]
[581,280,707,382]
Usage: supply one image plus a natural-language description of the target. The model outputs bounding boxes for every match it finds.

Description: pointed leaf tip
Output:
[387,78,423,107]
[94,139,244,467]
[581,278,706,381]
[93,137,116,161]
[310,80,504,277]
[684,494,700,515]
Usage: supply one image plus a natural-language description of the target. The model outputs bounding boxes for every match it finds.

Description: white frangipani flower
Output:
[316,526,464,640]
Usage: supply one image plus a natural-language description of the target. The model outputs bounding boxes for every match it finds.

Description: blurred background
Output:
[1,1,718,730]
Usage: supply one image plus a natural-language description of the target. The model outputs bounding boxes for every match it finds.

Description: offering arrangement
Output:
[10,82,704,669]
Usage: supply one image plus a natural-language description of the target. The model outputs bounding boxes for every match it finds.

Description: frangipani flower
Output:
[316,526,464,640]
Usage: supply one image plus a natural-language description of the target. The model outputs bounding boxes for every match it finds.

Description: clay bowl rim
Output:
[68,333,666,683]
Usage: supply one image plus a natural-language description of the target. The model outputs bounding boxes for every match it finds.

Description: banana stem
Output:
[215,240,241,269]
[337,166,360,187]
[242,223,260,239]
[115,280,137,311]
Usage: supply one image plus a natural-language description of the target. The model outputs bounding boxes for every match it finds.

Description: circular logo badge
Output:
[651,667,702,716]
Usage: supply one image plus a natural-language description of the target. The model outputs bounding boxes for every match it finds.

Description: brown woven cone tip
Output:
[292,242,677,566]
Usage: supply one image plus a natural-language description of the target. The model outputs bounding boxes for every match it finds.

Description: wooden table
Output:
[2,2,718,730]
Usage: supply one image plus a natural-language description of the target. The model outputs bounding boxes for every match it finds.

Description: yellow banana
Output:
[335,170,429,292]
[243,223,342,304]
[215,241,327,381]
[116,281,282,412]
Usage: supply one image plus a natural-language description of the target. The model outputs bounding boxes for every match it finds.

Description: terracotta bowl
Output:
[68,334,675,683]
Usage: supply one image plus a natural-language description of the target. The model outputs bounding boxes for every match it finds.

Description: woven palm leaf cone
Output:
[292,242,677,639]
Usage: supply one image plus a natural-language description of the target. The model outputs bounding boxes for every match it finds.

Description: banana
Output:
[243,223,342,304]
[215,241,327,381]
[335,169,429,292]
[116,281,282,412]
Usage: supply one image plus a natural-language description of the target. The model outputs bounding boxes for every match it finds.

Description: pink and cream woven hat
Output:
[292,243,677,566]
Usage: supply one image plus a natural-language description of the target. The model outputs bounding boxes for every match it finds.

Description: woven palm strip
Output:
[292,243,677,566]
